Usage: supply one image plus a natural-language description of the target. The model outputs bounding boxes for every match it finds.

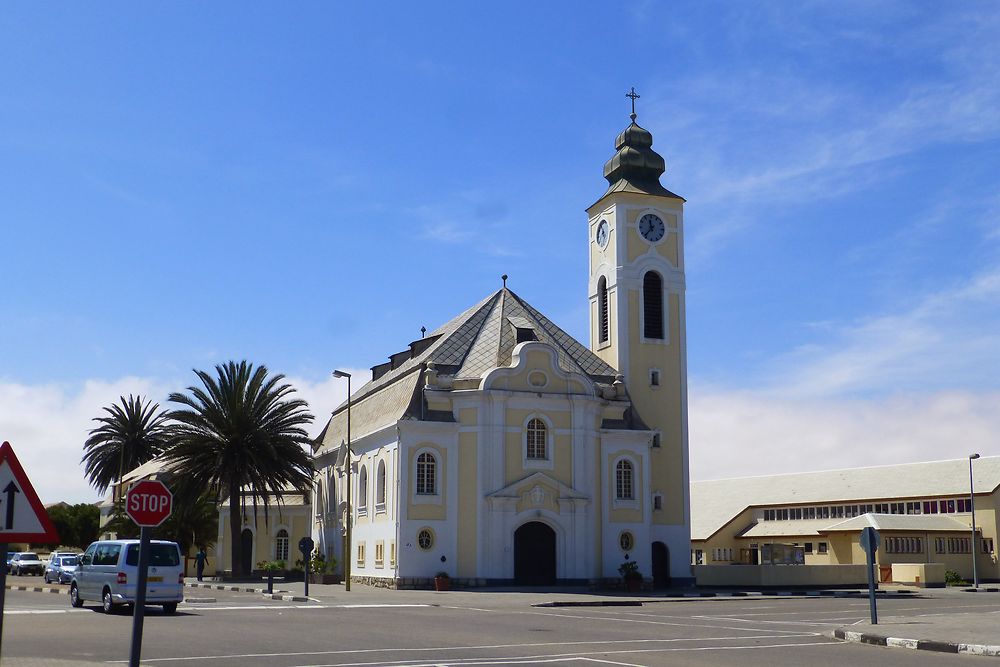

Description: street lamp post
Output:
[333,370,352,592]
[969,453,980,589]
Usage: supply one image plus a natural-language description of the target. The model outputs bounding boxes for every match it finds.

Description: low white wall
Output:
[695,564,869,588]
[891,562,945,587]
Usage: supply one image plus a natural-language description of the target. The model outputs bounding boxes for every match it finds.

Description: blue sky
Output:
[2,2,999,503]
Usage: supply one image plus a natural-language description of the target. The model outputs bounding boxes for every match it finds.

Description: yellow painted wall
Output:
[457,431,478,577]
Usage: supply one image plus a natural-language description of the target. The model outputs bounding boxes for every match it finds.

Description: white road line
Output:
[519,610,818,635]
[105,634,821,664]
[290,641,838,667]
[577,658,645,667]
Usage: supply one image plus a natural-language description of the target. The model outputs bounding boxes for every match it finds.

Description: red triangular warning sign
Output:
[0,441,60,543]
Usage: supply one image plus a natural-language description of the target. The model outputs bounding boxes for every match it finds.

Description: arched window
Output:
[598,276,609,343]
[616,459,634,500]
[416,452,436,495]
[358,465,368,510]
[376,460,386,507]
[643,271,664,339]
[526,418,547,460]
[275,529,289,562]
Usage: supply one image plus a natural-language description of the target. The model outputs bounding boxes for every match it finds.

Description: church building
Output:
[312,103,693,587]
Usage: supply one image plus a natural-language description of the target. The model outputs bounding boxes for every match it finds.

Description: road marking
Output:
[288,641,838,667]
[519,610,817,635]
[105,634,822,663]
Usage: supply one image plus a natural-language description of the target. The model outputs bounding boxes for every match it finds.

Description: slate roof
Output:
[691,456,1000,541]
[315,287,622,456]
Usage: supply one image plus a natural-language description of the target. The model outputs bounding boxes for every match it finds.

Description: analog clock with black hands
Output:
[638,214,665,242]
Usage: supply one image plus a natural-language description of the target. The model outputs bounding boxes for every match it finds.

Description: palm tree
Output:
[82,395,170,496]
[163,360,313,577]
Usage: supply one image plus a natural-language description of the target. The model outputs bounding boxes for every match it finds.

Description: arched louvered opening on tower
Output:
[598,276,609,344]
[643,271,664,339]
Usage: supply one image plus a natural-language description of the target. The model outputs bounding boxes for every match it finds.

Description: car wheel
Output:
[162,602,178,615]
[70,584,84,608]
[44,573,50,583]
[102,589,116,614]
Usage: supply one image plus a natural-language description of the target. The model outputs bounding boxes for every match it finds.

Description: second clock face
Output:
[639,214,665,242]
[596,220,610,248]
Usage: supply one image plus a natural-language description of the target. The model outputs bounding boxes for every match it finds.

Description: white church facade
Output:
[312,106,693,587]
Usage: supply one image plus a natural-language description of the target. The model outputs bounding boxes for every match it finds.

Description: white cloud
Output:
[690,387,1000,481]
[0,371,362,506]
[767,267,1000,397]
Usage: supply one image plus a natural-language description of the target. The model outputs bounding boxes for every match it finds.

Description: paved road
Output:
[3,585,1000,666]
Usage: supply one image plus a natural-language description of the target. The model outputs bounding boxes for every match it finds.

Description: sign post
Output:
[125,480,173,667]
[0,441,60,658]
[299,536,314,598]
[860,526,880,625]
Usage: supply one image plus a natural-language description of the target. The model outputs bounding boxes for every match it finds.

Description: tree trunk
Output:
[229,481,243,577]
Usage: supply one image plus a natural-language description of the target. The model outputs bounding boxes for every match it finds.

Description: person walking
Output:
[195,547,209,582]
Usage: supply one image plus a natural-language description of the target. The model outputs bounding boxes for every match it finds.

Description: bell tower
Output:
[587,90,691,580]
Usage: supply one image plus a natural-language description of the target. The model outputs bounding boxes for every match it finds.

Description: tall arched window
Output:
[615,460,634,500]
[598,276,609,343]
[275,529,289,562]
[376,460,386,507]
[643,271,664,339]
[358,465,368,510]
[416,452,436,495]
[526,418,547,459]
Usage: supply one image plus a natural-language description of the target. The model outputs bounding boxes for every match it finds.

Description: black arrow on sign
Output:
[4,481,20,529]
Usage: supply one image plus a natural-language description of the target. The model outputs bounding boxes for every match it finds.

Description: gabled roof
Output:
[691,456,1000,541]
[821,513,972,533]
[316,288,620,455]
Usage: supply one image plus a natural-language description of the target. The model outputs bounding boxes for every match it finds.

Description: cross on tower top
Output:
[626,87,640,121]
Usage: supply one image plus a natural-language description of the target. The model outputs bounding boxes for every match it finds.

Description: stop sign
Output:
[125,480,173,527]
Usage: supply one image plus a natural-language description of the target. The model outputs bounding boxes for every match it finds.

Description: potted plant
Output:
[308,549,341,584]
[618,560,642,592]
[434,571,451,591]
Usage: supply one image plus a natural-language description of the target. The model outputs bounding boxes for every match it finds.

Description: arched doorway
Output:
[651,541,670,589]
[240,529,254,575]
[514,522,556,585]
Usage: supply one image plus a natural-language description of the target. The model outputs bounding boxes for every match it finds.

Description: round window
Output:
[417,528,434,550]
[619,531,634,552]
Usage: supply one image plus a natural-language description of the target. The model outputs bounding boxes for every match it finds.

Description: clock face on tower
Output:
[638,213,665,242]
[595,220,609,248]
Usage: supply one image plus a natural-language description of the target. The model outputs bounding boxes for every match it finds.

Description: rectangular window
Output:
[805,507,815,519]
[817,542,828,554]
[804,543,813,554]
[941,499,955,513]
[791,508,802,520]
[652,433,661,448]
[650,370,660,386]
[906,502,921,515]
[983,538,995,554]
[375,542,384,567]
[694,550,703,565]
[357,542,366,565]
[653,495,662,510]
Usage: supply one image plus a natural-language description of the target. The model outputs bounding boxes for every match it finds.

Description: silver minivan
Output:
[70,540,184,614]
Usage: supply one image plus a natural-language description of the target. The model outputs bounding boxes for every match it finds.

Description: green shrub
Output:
[944,569,966,586]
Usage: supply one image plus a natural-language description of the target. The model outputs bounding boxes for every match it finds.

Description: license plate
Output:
[147,576,163,582]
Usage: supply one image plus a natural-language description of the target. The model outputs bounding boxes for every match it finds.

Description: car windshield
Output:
[58,557,77,566]
[125,544,180,567]
[19,554,40,561]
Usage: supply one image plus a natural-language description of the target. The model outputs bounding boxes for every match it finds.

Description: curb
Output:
[263,593,313,602]
[533,600,643,608]
[962,587,1000,593]
[833,629,1000,657]
[185,582,284,595]
[534,590,916,607]
[4,585,67,595]
[182,597,217,603]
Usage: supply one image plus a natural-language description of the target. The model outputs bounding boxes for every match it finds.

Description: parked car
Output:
[44,555,80,584]
[70,540,184,614]
[10,552,45,576]
[4,552,15,573]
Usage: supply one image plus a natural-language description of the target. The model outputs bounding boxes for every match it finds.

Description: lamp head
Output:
[332,370,351,379]
[970,453,981,460]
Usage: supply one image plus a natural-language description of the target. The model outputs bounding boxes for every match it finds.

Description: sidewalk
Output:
[834,610,1000,657]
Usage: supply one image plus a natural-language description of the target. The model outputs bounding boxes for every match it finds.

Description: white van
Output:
[70,539,184,614]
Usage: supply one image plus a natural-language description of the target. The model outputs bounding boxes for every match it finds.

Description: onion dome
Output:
[600,91,683,200]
